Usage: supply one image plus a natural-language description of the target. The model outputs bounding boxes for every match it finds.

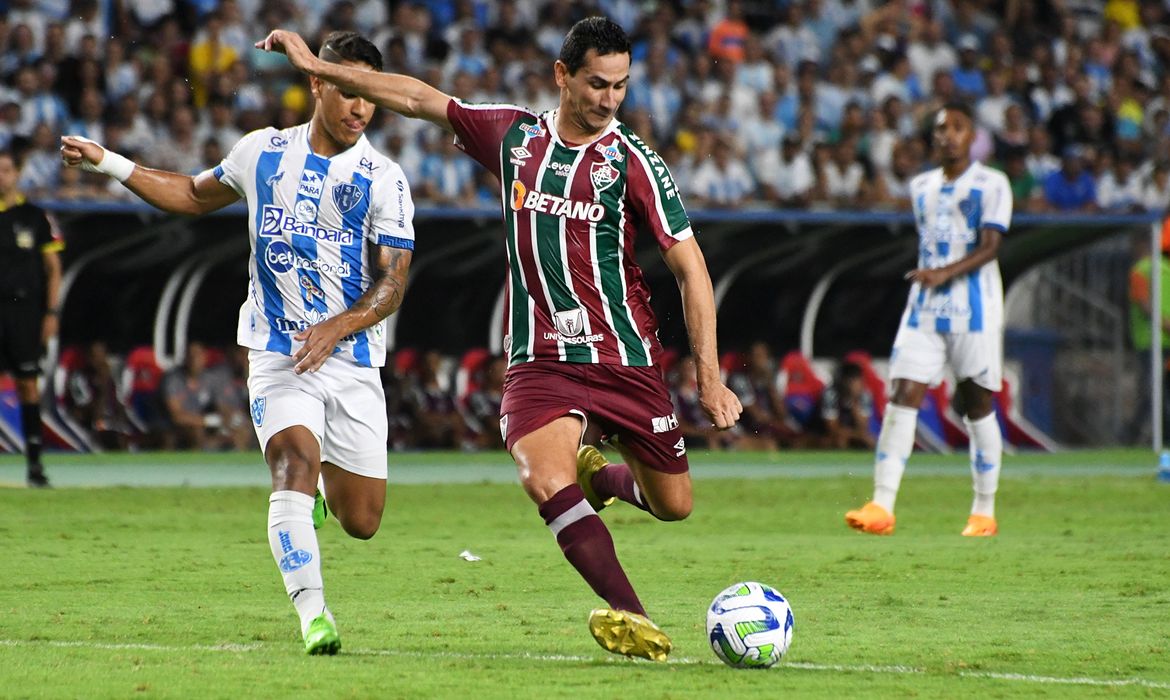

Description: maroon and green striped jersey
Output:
[447,99,694,367]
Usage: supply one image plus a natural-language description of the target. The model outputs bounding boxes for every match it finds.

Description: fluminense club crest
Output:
[590,161,619,191]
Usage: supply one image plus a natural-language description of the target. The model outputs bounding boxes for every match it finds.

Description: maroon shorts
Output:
[500,361,689,474]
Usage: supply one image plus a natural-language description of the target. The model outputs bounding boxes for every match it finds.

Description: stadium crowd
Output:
[51,340,880,452]
[0,0,1167,213]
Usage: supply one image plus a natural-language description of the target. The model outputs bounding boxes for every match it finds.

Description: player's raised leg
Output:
[512,415,670,661]
[845,379,927,535]
[265,426,339,654]
[956,380,1001,536]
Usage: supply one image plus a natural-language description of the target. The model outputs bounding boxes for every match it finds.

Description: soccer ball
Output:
[707,581,794,669]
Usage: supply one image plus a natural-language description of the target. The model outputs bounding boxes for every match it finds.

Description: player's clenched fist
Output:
[60,136,136,182]
[700,383,743,430]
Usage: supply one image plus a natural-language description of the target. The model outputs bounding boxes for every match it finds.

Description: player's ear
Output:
[553,60,569,89]
[308,74,323,101]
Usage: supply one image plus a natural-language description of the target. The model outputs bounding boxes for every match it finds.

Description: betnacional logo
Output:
[509,181,604,222]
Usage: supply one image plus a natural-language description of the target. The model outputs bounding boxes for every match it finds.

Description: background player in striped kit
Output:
[259,18,742,661]
[61,32,414,655]
[846,103,1012,538]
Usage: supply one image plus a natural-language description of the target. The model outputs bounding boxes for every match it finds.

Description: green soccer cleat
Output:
[303,614,341,655]
[576,445,615,511]
[312,489,328,529]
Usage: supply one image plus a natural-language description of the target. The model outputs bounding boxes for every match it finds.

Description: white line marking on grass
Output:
[3,638,1168,689]
[958,671,1170,690]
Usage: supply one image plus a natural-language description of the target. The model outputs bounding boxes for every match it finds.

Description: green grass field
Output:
[2,449,1169,698]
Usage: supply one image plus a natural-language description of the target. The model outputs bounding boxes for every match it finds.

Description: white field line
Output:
[2,638,1168,689]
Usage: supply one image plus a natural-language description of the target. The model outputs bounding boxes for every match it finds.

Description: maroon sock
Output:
[538,484,645,616]
[591,463,653,515]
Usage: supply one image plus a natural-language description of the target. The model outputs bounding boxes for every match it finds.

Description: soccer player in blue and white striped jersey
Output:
[846,103,1012,538]
[61,31,414,655]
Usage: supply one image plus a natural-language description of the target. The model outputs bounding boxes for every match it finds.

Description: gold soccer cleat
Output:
[961,514,998,537]
[844,501,896,535]
[588,608,672,662]
[576,445,615,511]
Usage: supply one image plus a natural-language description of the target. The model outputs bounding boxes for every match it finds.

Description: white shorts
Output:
[889,326,1002,392]
[247,350,388,479]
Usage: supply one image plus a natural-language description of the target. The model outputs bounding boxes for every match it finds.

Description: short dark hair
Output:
[319,30,382,71]
[558,17,630,75]
[939,101,974,124]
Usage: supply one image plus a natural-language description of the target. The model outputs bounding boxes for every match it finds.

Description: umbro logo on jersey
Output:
[518,122,545,138]
[298,171,325,198]
[509,146,532,167]
[509,181,604,222]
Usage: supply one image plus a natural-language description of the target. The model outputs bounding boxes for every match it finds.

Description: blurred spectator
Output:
[689,133,754,208]
[950,35,987,100]
[1043,145,1098,212]
[161,341,239,451]
[1097,155,1145,211]
[1142,162,1170,211]
[727,342,802,448]
[709,0,749,64]
[867,138,919,210]
[465,355,505,451]
[819,361,876,450]
[820,137,866,210]
[757,132,814,208]
[18,123,62,196]
[408,349,464,449]
[1001,148,1043,212]
[418,137,477,207]
[62,341,132,450]
[908,20,956,89]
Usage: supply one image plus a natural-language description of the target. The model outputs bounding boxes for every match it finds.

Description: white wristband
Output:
[74,136,136,183]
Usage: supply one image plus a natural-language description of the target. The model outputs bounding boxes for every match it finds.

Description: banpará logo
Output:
[264,241,352,276]
[509,181,605,222]
[298,171,325,198]
[595,141,624,162]
[260,205,355,244]
[518,122,545,138]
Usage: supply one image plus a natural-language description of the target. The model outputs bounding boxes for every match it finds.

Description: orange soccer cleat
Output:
[844,501,896,535]
[961,514,998,537]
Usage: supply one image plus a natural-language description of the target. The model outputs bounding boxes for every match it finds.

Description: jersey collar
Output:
[543,109,620,150]
[0,193,26,213]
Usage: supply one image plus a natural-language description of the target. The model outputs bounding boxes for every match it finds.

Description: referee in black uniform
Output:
[0,149,62,487]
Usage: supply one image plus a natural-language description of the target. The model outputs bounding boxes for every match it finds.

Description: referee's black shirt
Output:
[0,196,59,309]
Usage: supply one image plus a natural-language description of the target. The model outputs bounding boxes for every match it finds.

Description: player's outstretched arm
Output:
[60,136,239,216]
[663,238,743,430]
[257,30,454,131]
[291,246,412,375]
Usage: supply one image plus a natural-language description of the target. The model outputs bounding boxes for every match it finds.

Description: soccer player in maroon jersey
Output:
[260,17,743,661]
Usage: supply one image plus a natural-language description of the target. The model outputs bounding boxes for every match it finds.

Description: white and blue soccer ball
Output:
[707,581,794,669]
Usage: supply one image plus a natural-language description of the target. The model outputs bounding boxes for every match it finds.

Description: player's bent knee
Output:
[651,494,693,522]
[337,513,381,540]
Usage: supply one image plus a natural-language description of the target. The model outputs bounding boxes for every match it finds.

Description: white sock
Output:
[966,412,1002,517]
[873,404,918,513]
[268,490,329,635]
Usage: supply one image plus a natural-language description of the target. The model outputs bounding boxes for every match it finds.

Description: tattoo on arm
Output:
[353,247,411,323]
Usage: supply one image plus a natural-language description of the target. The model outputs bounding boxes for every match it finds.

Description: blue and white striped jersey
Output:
[902,161,1012,334]
[213,123,415,368]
